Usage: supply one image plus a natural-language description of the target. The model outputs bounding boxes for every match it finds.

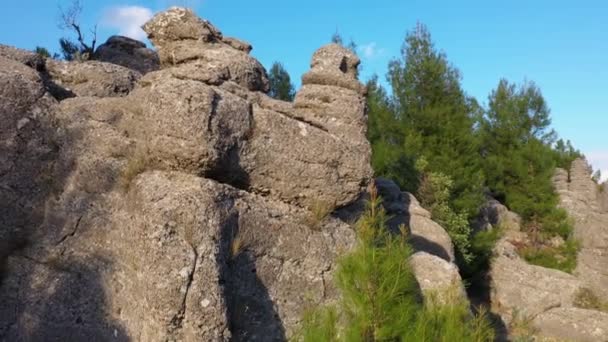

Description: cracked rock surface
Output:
[0,7,370,341]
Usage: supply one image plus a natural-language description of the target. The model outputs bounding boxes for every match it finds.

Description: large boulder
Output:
[45,60,141,98]
[374,178,455,262]
[533,307,608,342]
[490,238,582,325]
[474,196,522,233]
[0,44,45,70]
[94,35,160,74]
[143,7,269,92]
[0,56,58,279]
[409,251,466,305]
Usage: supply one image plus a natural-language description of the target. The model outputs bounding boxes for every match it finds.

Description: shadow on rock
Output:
[0,255,128,341]
[220,214,286,342]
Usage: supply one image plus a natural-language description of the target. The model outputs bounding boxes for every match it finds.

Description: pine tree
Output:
[297,184,494,342]
[387,23,484,218]
[481,79,573,239]
[268,62,295,101]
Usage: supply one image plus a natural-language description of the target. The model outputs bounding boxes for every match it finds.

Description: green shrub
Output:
[416,158,473,264]
[520,239,579,273]
[463,228,504,279]
[296,184,495,342]
[409,293,495,342]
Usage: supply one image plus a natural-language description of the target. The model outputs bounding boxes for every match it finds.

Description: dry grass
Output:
[508,310,538,342]
[230,226,253,260]
[574,288,608,312]
[304,199,334,230]
[119,144,154,191]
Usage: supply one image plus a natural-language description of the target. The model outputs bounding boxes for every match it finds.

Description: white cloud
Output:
[101,6,153,41]
[159,0,204,9]
[586,150,608,182]
[359,42,385,59]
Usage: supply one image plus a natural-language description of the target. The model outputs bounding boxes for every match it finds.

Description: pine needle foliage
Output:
[296,183,495,342]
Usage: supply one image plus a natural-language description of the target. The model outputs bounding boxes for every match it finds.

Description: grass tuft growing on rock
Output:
[304,199,334,230]
[574,288,608,313]
[520,239,579,274]
[119,144,154,191]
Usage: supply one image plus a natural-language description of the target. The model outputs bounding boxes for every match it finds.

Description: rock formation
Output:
[94,35,160,74]
[486,158,608,341]
[554,158,608,299]
[373,178,467,304]
[0,7,375,341]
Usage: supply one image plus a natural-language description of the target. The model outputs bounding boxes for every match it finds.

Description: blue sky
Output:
[1,0,606,177]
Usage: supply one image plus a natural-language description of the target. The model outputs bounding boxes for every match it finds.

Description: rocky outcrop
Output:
[45,60,141,98]
[143,8,269,92]
[554,158,608,300]
[474,196,522,233]
[0,56,58,278]
[488,238,608,341]
[490,238,582,325]
[533,307,608,342]
[409,252,466,305]
[372,178,466,306]
[486,158,608,341]
[0,44,45,70]
[374,178,456,263]
[94,35,160,74]
[0,7,372,341]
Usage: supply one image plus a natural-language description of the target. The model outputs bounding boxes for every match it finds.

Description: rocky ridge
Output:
[483,158,608,341]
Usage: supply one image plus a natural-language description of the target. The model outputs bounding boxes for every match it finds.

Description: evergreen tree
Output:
[59,38,80,61]
[481,79,573,239]
[34,46,51,58]
[366,76,418,189]
[268,62,295,101]
[553,138,582,170]
[298,183,494,341]
[387,23,484,218]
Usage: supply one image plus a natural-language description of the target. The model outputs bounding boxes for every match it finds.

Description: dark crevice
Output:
[56,215,83,245]
[169,246,199,336]
[272,109,330,133]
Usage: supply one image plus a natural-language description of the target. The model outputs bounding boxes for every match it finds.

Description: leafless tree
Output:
[58,0,97,56]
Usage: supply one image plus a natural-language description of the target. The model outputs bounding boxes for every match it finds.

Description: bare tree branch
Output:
[58,0,96,56]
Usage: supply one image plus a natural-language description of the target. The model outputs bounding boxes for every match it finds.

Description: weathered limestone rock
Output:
[45,60,141,98]
[0,7,369,341]
[374,178,455,262]
[0,56,58,277]
[126,75,253,178]
[94,35,160,74]
[0,44,45,70]
[533,307,608,342]
[474,196,522,233]
[409,251,466,305]
[553,158,608,299]
[490,238,582,326]
[143,7,269,92]
[600,184,608,213]
[240,43,372,207]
